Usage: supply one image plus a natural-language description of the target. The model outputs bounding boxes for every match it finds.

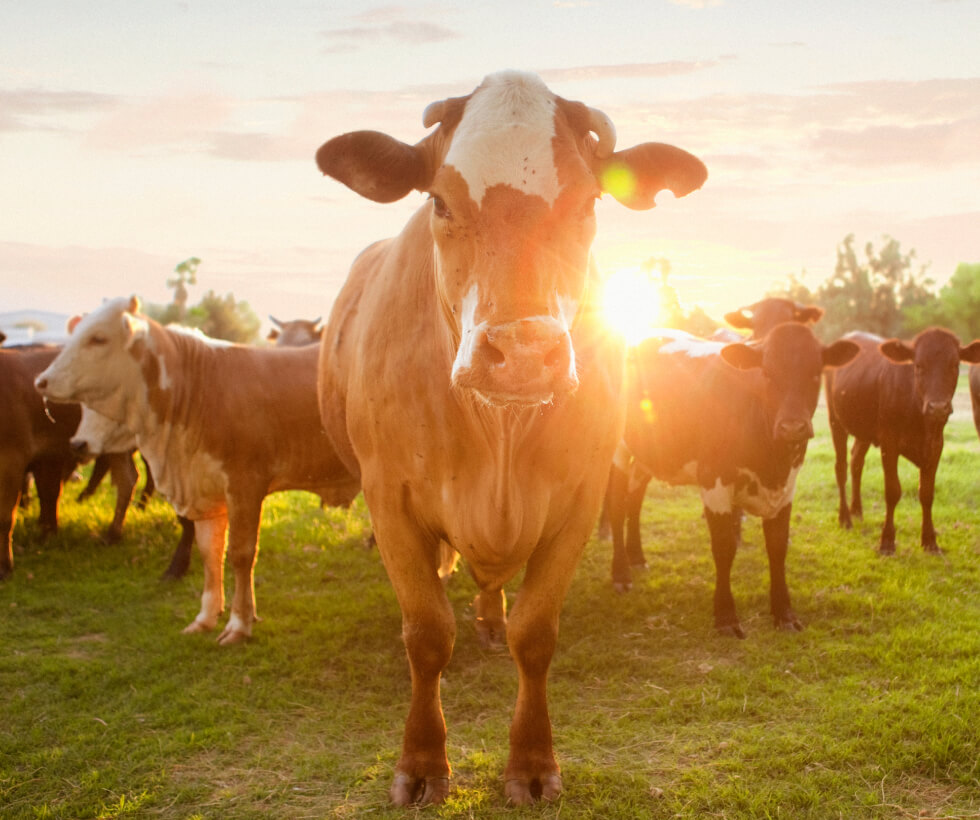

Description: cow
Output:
[71,405,196,580]
[825,328,980,554]
[969,365,980,441]
[724,297,824,338]
[313,70,707,806]
[266,315,323,347]
[605,323,859,635]
[0,345,81,578]
[35,296,362,643]
[609,297,827,577]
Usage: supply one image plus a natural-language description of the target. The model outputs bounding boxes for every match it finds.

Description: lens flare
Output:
[600,267,663,345]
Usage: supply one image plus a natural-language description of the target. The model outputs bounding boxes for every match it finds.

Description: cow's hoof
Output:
[877,543,896,556]
[389,772,449,806]
[775,616,804,632]
[103,529,123,545]
[505,773,562,805]
[630,561,649,572]
[612,580,632,594]
[923,543,942,555]
[216,629,249,646]
[475,617,507,650]
[716,623,747,639]
[182,619,213,634]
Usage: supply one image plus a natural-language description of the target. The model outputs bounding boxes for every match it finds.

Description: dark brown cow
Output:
[724,297,824,338]
[606,324,858,635]
[0,346,80,578]
[314,70,706,805]
[826,328,980,553]
[35,297,362,642]
[969,365,980,441]
[266,315,323,347]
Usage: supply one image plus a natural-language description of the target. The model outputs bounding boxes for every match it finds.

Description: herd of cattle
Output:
[4,71,979,806]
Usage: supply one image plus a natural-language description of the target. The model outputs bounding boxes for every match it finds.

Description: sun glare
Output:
[600,266,664,345]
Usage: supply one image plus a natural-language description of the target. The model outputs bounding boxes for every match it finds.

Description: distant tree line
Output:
[144,257,261,344]
[656,234,980,343]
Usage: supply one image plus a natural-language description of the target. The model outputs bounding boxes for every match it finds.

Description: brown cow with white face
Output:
[314,71,706,806]
[826,327,980,553]
[266,315,323,347]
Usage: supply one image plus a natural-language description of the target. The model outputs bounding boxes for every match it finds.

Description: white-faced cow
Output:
[605,323,858,636]
[35,297,361,643]
[314,70,706,805]
[0,345,80,578]
[266,315,323,347]
[71,405,196,580]
[826,328,980,554]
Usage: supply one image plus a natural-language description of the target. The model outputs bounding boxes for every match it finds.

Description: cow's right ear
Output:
[959,340,980,364]
[823,339,860,368]
[316,131,428,203]
[880,339,914,363]
[721,342,763,371]
[795,304,824,324]
[67,315,84,334]
[121,312,149,349]
[598,142,708,210]
[723,309,753,331]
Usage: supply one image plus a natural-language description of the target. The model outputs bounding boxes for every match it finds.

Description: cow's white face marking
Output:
[445,71,559,207]
[451,284,484,380]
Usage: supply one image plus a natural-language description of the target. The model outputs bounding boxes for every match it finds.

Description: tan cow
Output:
[35,297,361,643]
[314,70,707,805]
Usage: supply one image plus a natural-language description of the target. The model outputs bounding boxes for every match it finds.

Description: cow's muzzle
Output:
[774,418,814,444]
[452,317,577,406]
[923,400,952,422]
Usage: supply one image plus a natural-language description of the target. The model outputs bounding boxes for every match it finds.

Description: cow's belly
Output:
[700,465,800,519]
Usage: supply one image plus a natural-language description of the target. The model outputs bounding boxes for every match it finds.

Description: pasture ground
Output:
[2,408,979,819]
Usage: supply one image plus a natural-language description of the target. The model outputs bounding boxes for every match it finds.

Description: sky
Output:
[1,0,978,336]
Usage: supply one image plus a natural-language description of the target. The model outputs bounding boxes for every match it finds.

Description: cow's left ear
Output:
[121,312,149,349]
[880,339,914,363]
[959,340,980,364]
[598,143,708,210]
[723,308,753,331]
[795,304,825,324]
[822,339,860,368]
[316,131,428,204]
[721,342,763,371]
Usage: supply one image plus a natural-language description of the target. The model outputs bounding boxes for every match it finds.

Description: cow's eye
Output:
[88,334,107,346]
[430,195,451,220]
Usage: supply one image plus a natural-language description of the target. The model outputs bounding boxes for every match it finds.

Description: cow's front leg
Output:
[219,494,264,645]
[105,452,138,543]
[0,469,22,580]
[704,506,743,638]
[918,456,941,553]
[504,544,571,805]
[605,463,634,592]
[879,447,901,554]
[375,522,455,806]
[763,503,801,631]
[829,417,852,528]
[849,438,871,520]
[183,515,227,634]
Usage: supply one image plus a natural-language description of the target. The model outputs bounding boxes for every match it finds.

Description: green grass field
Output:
[2,408,979,819]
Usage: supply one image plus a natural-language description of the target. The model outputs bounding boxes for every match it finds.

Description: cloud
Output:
[321,19,459,52]
[811,119,980,167]
[668,0,723,7]
[539,59,732,84]
[0,88,117,133]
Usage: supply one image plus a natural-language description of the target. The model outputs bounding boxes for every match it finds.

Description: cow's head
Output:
[267,315,323,347]
[880,327,980,423]
[316,70,707,406]
[35,296,149,422]
[724,298,824,341]
[722,322,860,445]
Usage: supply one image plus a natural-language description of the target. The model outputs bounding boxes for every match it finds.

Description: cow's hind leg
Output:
[849,439,871,520]
[624,464,651,571]
[32,460,64,539]
[764,502,801,631]
[219,494,265,645]
[605,463,633,592]
[0,467,23,579]
[183,515,227,634]
[160,514,195,580]
[104,452,138,543]
[705,507,744,638]
[473,586,507,649]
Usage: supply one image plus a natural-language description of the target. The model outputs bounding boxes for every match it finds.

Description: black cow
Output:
[826,328,980,554]
[606,323,858,636]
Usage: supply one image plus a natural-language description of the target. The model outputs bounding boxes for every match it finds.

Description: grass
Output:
[2,408,980,819]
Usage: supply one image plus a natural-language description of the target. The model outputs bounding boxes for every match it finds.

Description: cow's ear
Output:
[724,308,753,331]
[721,342,763,371]
[67,314,84,334]
[316,131,428,203]
[795,304,824,324]
[598,143,708,210]
[959,340,980,364]
[823,339,860,368]
[880,339,914,363]
[267,328,280,343]
[121,312,149,349]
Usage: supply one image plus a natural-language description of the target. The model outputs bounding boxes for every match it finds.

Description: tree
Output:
[928,263,980,341]
[166,256,200,322]
[186,290,261,344]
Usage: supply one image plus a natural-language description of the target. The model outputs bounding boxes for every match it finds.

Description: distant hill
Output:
[0,309,71,346]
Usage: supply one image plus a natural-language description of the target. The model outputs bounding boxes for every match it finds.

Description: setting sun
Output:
[600,266,665,345]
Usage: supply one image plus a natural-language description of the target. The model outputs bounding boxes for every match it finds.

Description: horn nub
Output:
[587,106,616,158]
[422,100,447,129]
